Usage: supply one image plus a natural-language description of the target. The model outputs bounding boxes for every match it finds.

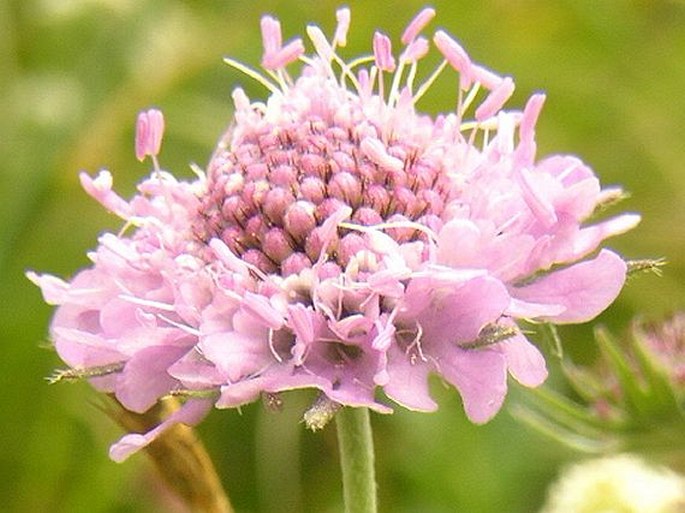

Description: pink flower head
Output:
[135,108,164,162]
[29,8,639,460]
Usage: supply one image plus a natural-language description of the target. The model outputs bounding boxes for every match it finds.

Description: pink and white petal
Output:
[436,218,481,267]
[99,297,143,337]
[115,326,193,356]
[199,330,269,382]
[512,249,627,324]
[438,347,508,424]
[109,399,213,462]
[557,176,600,220]
[287,304,317,365]
[330,314,372,340]
[167,350,225,388]
[416,275,510,343]
[216,376,272,409]
[326,387,393,414]
[26,272,72,305]
[79,171,132,219]
[241,291,285,330]
[498,334,548,387]
[517,167,558,229]
[384,345,438,412]
[115,345,187,413]
[52,327,125,368]
[572,214,641,259]
[216,371,330,409]
[29,269,111,307]
[367,269,406,298]
[506,297,565,320]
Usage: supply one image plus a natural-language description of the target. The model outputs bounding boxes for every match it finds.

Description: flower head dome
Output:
[29,7,639,461]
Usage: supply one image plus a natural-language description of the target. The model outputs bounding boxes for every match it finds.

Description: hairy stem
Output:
[336,407,378,513]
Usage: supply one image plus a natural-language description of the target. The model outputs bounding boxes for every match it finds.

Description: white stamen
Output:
[268,328,283,362]
[118,294,176,311]
[156,314,201,336]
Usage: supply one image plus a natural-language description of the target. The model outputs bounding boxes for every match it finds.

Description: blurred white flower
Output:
[540,454,685,513]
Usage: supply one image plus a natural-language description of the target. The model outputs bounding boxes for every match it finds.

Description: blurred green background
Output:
[3,0,685,511]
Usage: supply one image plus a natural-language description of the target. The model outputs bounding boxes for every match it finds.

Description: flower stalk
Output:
[336,407,378,513]
[104,396,234,513]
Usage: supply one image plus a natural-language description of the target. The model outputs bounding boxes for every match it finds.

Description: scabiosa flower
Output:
[28,7,639,461]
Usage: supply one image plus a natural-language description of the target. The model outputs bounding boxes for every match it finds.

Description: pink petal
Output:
[512,249,627,323]
[115,345,187,413]
[241,292,285,330]
[79,171,132,218]
[109,399,212,462]
[360,137,404,173]
[199,332,266,381]
[518,167,558,229]
[506,297,566,319]
[438,347,508,423]
[407,274,510,343]
[288,303,317,364]
[199,311,270,381]
[572,214,641,259]
[209,238,251,277]
[52,327,125,368]
[216,372,330,409]
[384,344,437,411]
[436,218,481,267]
[368,269,407,297]
[216,376,272,409]
[26,272,71,305]
[498,334,548,387]
[167,351,224,388]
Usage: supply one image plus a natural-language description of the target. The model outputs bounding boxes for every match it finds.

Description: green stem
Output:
[336,407,378,513]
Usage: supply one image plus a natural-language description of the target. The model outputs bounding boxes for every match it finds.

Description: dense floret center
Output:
[195,116,450,275]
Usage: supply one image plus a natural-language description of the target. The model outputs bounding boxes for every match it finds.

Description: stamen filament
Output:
[412,59,448,104]
[223,57,280,95]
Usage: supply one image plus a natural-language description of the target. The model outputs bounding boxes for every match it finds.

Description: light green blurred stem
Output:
[336,407,378,513]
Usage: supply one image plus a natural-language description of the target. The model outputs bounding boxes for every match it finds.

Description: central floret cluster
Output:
[29,7,639,462]
[197,79,451,275]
